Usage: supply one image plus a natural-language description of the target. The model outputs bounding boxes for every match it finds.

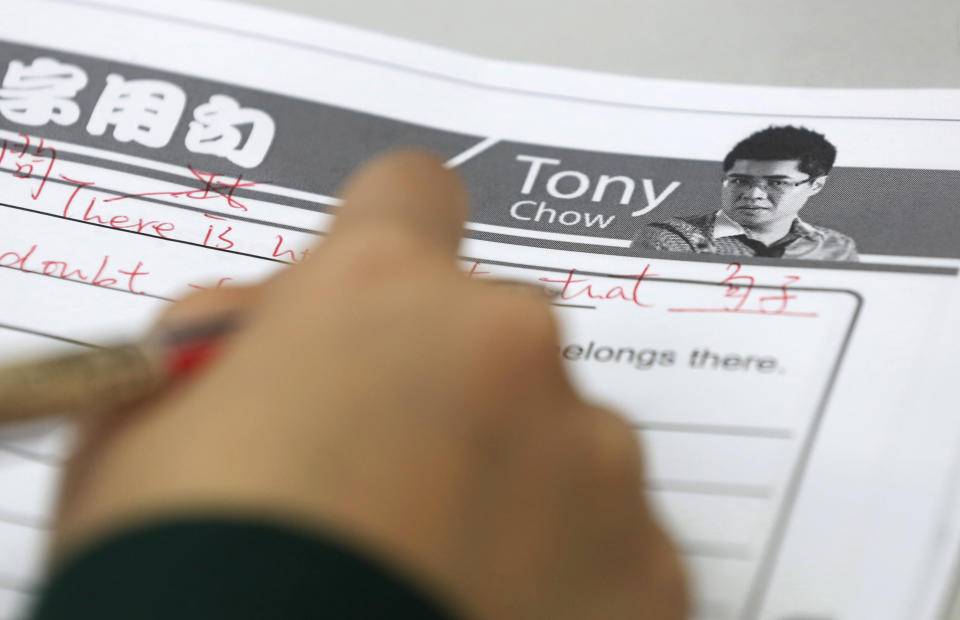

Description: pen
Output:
[0,277,546,426]
[0,315,239,424]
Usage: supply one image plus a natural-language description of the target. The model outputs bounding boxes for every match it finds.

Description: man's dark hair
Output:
[722,126,837,177]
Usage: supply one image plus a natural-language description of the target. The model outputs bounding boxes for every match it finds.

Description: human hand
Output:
[52,151,688,620]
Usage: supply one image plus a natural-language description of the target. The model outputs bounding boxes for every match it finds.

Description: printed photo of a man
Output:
[635,126,858,260]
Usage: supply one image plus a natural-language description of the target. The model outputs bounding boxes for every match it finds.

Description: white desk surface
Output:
[241,1,960,616]
[242,0,960,88]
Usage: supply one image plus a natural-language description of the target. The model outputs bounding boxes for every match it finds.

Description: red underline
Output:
[667,308,818,318]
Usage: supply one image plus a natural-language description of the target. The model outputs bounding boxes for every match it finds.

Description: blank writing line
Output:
[691,600,731,620]
[635,421,794,439]
[0,322,97,349]
[0,510,47,530]
[681,541,753,561]
[0,576,35,594]
[647,479,775,499]
[0,443,61,466]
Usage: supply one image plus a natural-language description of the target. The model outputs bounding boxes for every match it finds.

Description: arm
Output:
[32,520,454,620]
[38,152,687,620]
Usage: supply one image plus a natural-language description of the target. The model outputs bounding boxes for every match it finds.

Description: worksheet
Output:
[1,1,959,619]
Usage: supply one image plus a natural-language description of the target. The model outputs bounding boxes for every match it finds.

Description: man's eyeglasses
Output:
[722,175,814,193]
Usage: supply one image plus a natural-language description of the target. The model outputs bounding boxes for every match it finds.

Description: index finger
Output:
[327,150,469,258]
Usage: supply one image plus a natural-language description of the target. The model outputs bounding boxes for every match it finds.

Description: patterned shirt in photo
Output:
[634,211,858,261]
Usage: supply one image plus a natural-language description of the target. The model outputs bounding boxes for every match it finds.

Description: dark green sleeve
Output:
[30,519,458,620]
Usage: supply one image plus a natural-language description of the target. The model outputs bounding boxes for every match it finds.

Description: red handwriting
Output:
[1,136,313,268]
[536,265,657,308]
[61,174,177,238]
[2,134,57,200]
[0,243,150,293]
[721,262,755,312]
[467,261,490,278]
[0,136,819,312]
[272,234,311,263]
[103,166,258,211]
[188,276,234,290]
[759,275,800,314]
[49,168,310,264]
[201,213,236,249]
[460,261,819,318]
[668,263,815,317]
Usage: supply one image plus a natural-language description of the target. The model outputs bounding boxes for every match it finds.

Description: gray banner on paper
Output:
[0,40,957,267]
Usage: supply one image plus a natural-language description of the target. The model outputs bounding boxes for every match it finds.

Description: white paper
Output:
[0,1,959,618]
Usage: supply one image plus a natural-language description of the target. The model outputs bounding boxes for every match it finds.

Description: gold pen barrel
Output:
[0,344,164,423]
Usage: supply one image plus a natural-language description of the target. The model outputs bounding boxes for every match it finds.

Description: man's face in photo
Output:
[720,159,826,230]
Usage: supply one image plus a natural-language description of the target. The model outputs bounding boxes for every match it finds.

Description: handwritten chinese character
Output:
[86,74,185,148]
[667,266,813,317]
[0,57,88,126]
[185,95,275,168]
[4,134,57,200]
[759,275,800,314]
[721,262,755,312]
[102,166,256,212]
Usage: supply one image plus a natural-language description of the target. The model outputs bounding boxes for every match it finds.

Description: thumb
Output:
[54,284,265,543]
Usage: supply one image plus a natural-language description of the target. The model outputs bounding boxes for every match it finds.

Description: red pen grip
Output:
[164,337,223,380]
